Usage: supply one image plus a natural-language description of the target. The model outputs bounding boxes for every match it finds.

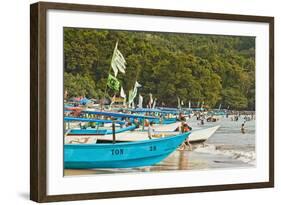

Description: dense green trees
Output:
[64,28,255,110]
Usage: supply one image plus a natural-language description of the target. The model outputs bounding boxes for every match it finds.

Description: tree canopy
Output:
[64,27,255,110]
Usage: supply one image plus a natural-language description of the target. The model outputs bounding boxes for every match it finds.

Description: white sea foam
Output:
[194,144,256,164]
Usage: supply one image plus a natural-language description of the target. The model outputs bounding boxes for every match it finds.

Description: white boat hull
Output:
[94,125,220,143]
[188,125,220,143]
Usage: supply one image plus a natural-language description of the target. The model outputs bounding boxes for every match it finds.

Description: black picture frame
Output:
[30,1,274,202]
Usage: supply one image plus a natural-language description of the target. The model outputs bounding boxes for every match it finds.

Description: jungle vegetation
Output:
[64,28,255,110]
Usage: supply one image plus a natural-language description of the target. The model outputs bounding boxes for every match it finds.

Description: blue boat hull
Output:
[64,132,190,169]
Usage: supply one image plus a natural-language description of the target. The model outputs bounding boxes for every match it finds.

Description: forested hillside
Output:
[64,28,255,110]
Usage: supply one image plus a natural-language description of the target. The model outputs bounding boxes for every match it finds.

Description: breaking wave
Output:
[194,144,256,165]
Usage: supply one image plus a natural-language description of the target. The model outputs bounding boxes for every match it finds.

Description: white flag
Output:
[132,101,135,109]
[135,81,141,88]
[128,81,141,105]
[152,98,157,109]
[177,97,181,109]
[148,93,153,109]
[120,86,126,98]
[123,96,127,106]
[188,100,191,109]
[128,90,133,106]
[138,94,143,108]
[111,42,126,77]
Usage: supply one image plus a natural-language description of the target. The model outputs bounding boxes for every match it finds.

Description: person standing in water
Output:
[200,116,204,125]
[241,121,246,134]
[179,122,192,150]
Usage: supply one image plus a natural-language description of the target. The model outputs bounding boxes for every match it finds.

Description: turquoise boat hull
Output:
[64,132,190,169]
[68,125,136,135]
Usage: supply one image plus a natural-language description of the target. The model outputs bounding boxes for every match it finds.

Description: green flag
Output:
[107,74,120,91]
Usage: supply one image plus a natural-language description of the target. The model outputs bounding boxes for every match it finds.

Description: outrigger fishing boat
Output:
[82,110,158,119]
[64,116,136,135]
[64,111,192,168]
[64,123,190,169]
[68,125,136,135]
[128,108,177,124]
[93,125,220,144]
[81,110,159,129]
[64,111,159,136]
[64,131,190,169]
[65,111,220,144]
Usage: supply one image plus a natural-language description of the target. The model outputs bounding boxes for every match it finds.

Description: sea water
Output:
[64,115,255,176]
[148,115,255,172]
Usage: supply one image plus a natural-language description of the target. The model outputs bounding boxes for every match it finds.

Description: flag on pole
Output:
[177,97,181,109]
[218,103,222,110]
[131,101,135,109]
[132,82,141,102]
[188,100,191,109]
[138,94,143,108]
[120,86,126,106]
[111,41,126,77]
[152,98,157,109]
[128,81,142,105]
[148,93,153,109]
[120,86,126,98]
[134,81,141,89]
[128,90,133,107]
[107,74,120,91]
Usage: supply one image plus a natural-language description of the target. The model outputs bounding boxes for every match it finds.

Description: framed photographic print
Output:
[30,1,274,202]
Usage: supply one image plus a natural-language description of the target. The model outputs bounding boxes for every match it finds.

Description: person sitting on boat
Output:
[179,113,186,121]
[88,121,96,128]
[125,118,132,127]
[148,121,155,139]
[144,119,150,127]
[181,122,192,133]
[79,122,87,130]
[133,118,140,128]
